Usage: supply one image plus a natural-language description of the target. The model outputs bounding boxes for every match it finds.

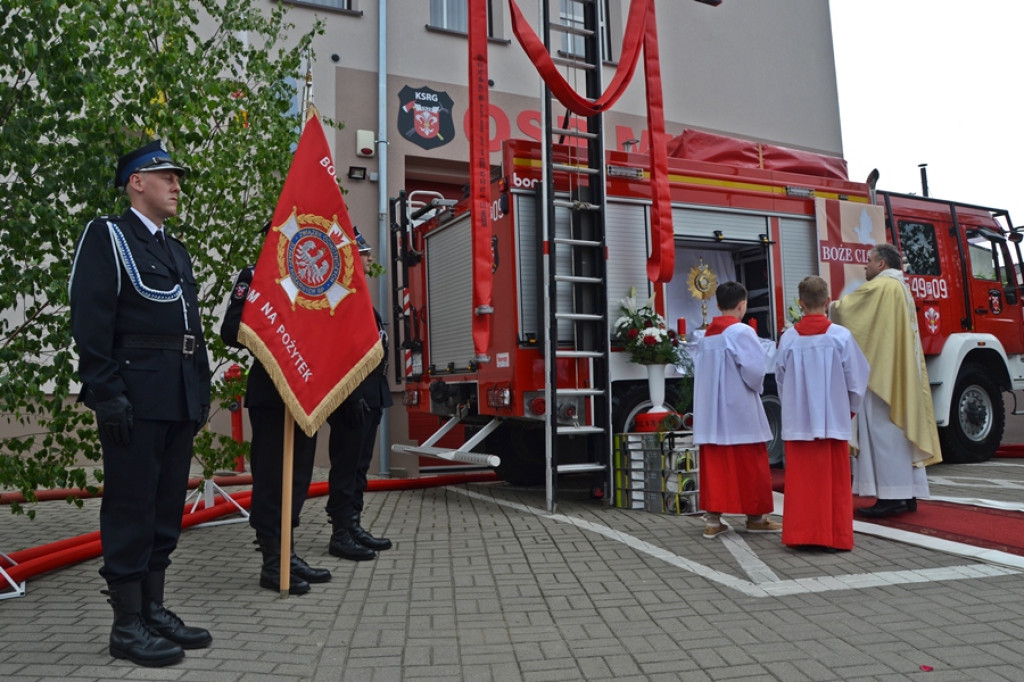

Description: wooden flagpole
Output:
[279,410,295,596]
[277,51,314,599]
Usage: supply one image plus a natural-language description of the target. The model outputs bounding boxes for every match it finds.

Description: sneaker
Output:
[745,519,782,533]
[702,523,730,539]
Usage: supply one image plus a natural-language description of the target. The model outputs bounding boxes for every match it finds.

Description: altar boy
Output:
[775,276,869,550]
[692,281,781,539]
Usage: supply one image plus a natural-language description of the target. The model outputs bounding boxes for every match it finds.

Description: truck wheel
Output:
[761,379,785,468]
[939,363,1004,463]
[491,425,546,486]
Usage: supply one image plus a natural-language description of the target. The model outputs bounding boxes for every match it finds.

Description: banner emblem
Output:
[274,211,357,313]
[397,85,455,150]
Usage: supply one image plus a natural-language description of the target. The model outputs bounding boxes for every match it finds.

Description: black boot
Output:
[256,535,311,595]
[104,582,184,667]
[856,499,912,518]
[290,552,332,583]
[350,515,392,551]
[329,520,376,561]
[141,571,212,650]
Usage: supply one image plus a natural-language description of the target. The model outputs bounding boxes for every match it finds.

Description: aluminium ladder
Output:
[539,0,612,512]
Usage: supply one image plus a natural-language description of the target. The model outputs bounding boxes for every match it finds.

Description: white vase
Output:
[646,363,669,413]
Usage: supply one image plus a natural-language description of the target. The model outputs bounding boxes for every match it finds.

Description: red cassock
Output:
[699,442,774,516]
[781,440,853,550]
[774,314,868,550]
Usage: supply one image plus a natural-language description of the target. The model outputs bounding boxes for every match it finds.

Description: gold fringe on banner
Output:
[237,323,384,438]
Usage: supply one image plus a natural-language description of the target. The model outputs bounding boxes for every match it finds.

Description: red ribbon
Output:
[468,0,493,360]
[508,0,675,282]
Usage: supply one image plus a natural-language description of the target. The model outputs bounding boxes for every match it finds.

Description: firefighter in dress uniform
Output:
[220,255,332,596]
[68,140,212,667]
[325,228,394,560]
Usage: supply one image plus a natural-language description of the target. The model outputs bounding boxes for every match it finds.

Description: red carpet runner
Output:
[771,467,1024,557]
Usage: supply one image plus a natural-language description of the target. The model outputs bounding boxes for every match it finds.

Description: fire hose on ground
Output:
[0,471,499,590]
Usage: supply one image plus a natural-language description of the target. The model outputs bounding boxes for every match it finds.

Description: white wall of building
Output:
[281,0,841,251]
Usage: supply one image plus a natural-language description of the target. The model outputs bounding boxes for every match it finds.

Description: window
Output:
[560,0,585,57]
[898,221,941,276]
[286,0,352,9]
[559,0,613,61]
[967,231,1013,285]
[429,0,494,36]
[599,0,614,61]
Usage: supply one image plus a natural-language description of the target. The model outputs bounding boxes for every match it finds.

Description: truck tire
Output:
[490,424,546,486]
[761,377,785,468]
[939,363,1004,464]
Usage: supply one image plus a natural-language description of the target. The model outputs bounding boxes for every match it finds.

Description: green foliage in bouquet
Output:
[613,288,683,366]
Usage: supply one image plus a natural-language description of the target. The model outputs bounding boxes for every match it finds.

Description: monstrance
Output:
[687,257,717,329]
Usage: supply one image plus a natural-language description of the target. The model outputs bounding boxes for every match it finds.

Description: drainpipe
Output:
[377,0,391,476]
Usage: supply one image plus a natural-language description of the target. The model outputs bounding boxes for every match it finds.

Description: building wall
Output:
[293,0,841,246]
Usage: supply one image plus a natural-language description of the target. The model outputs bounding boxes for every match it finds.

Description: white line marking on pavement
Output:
[853,519,1024,570]
[928,495,1024,513]
[449,487,1021,598]
[720,530,781,583]
[928,475,1024,493]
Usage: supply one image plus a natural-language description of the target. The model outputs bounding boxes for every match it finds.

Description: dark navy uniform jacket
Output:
[69,209,210,421]
[220,265,282,409]
[347,308,393,410]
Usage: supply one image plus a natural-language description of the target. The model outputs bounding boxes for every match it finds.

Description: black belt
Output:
[116,334,197,356]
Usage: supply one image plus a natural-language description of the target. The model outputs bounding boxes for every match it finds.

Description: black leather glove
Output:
[343,398,370,428]
[96,395,133,447]
[195,404,210,436]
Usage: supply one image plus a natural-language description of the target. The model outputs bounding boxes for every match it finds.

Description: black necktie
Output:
[156,230,177,273]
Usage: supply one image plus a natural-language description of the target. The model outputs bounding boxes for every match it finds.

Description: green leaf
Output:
[0,0,324,514]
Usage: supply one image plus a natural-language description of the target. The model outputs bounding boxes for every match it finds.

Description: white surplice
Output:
[775,323,869,442]
[692,321,771,445]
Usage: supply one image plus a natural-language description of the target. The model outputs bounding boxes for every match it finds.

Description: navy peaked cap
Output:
[354,227,371,253]
[115,139,188,188]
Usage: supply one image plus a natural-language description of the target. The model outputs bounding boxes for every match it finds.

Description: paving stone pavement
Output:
[2,462,1024,681]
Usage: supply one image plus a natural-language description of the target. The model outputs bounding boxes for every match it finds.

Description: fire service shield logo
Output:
[398,85,455,150]
[274,210,358,314]
[989,289,1003,315]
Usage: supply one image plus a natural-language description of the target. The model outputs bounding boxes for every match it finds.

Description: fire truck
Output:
[388,131,1022,498]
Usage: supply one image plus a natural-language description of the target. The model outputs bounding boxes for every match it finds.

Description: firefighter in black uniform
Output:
[325,229,394,560]
[220,262,332,596]
[69,140,212,667]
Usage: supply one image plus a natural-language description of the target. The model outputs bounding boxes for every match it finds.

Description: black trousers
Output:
[247,406,318,540]
[98,418,193,586]
[325,409,382,522]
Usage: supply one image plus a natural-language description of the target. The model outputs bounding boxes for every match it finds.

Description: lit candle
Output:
[677,317,686,336]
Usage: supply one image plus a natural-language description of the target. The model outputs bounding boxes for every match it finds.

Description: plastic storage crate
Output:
[613,431,701,515]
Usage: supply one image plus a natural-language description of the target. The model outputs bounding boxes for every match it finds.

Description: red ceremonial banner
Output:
[814,197,886,300]
[238,114,383,436]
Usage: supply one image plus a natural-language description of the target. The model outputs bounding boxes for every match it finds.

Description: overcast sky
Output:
[830,1,1023,228]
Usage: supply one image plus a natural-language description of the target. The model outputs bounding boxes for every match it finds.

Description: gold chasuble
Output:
[831,270,942,466]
